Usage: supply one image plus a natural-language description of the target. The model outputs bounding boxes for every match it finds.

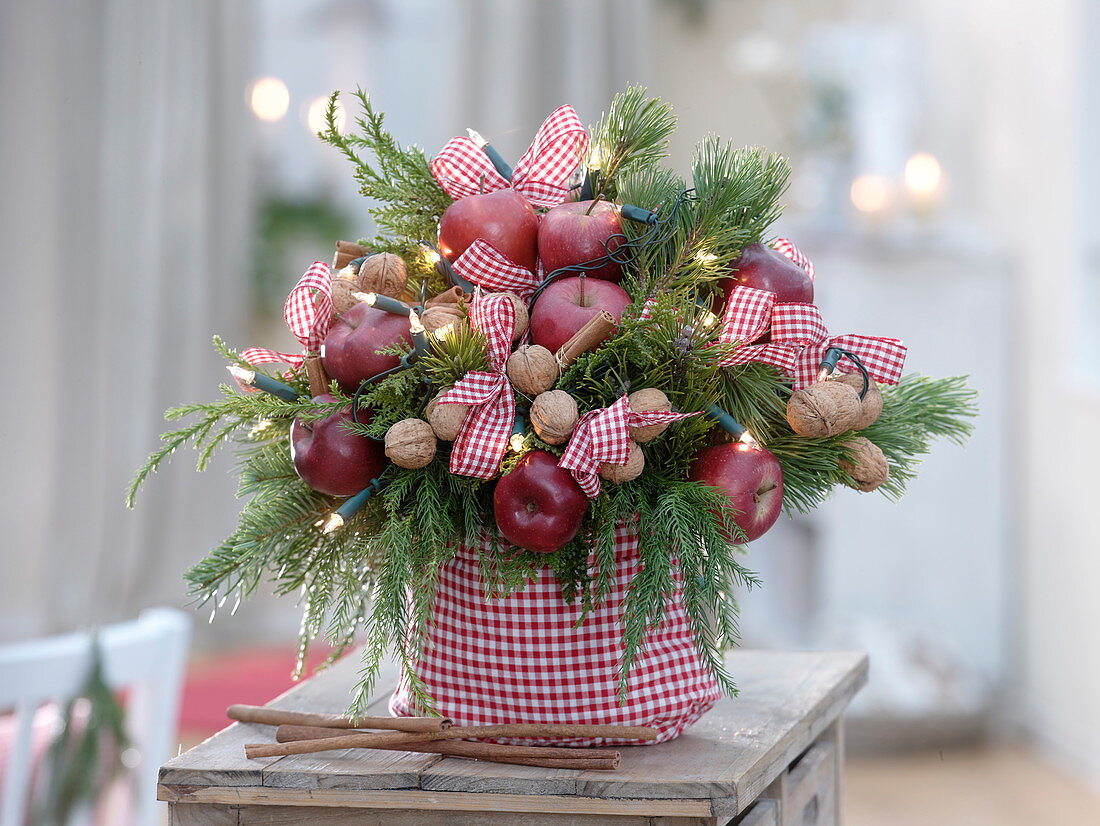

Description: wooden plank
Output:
[159,786,716,818]
[574,651,867,812]
[258,663,438,791]
[421,755,580,795]
[232,804,709,825]
[169,803,238,825]
[734,799,778,826]
[159,654,401,787]
[779,741,837,826]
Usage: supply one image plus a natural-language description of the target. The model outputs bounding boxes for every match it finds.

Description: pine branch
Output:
[587,85,677,203]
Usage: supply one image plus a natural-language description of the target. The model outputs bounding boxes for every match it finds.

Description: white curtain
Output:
[0,1,254,640]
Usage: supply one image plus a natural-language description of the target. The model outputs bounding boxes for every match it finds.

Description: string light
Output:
[409,309,429,359]
[619,204,659,225]
[706,404,757,445]
[466,128,514,181]
[249,77,289,122]
[227,364,300,403]
[509,412,527,453]
[904,152,942,198]
[352,291,411,316]
[431,322,456,342]
[694,250,719,265]
[418,240,474,292]
[318,478,385,534]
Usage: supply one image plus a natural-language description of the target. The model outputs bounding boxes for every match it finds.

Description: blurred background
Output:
[2,0,1098,823]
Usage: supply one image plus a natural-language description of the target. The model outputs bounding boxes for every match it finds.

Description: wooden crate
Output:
[161,651,866,825]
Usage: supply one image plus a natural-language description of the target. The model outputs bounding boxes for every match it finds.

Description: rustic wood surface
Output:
[160,650,866,822]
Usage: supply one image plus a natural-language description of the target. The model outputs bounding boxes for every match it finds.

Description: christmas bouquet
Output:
[130,87,975,742]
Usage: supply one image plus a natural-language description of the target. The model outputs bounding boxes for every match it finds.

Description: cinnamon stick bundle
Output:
[333,240,370,271]
[555,311,618,366]
[270,724,621,770]
[304,355,331,398]
[226,704,452,733]
[243,721,656,759]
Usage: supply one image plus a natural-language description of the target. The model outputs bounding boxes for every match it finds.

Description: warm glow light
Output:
[337,265,357,280]
[353,291,378,305]
[249,77,289,122]
[226,364,256,384]
[588,145,604,171]
[319,513,344,534]
[425,249,441,264]
[431,322,456,341]
[699,310,720,328]
[509,433,526,453]
[739,430,758,447]
[408,309,425,336]
[850,174,894,213]
[904,152,943,196]
[307,96,345,134]
[695,251,719,264]
[466,128,488,147]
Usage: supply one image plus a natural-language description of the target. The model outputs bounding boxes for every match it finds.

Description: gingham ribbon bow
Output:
[431,105,589,208]
[714,285,801,376]
[241,261,333,368]
[772,303,908,389]
[559,395,698,498]
[438,291,517,479]
[771,237,815,281]
[433,106,589,297]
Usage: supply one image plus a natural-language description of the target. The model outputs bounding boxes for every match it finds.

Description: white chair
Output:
[0,608,191,826]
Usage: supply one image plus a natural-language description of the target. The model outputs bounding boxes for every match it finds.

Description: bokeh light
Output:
[249,77,289,122]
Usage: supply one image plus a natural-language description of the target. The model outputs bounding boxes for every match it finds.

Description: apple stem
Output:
[583,195,601,217]
[334,311,358,330]
[753,483,778,503]
[478,172,486,195]
[578,273,587,307]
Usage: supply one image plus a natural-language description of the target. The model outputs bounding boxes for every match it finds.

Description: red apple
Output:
[688,441,784,542]
[438,189,539,272]
[322,301,412,391]
[537,200,624,282]
[528,276,631,355]
[291,395,387,497]
[493,450,588,554]
[716,243,814,312]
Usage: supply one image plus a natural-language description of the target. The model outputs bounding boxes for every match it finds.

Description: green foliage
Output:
[129,83,979,715]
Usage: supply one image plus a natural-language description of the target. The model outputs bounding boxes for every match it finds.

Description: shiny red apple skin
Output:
[537,200,624,282]
[438,189,539,272]
[322,301,412,391]
[291,394,387,497]
[493,450,589,554]
[528,276,631,355]
[688,441,784,543]
[716,243,814,312]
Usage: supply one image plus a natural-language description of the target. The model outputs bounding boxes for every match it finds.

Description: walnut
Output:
[426,389,469,441]
[505,293,529,341]
[840,436,889,492]
[507,345,559,396]
[834,373,883,430]
[786,381,862,438]
[530,390,578,445]
[358,253,408,298]
[421,305,465,334]
[599,441,645,484]
[627,388,672,443]
[384,418,437,469]
[330,278,361,316]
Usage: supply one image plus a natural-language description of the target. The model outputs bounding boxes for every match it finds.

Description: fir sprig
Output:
[586,85,677,203]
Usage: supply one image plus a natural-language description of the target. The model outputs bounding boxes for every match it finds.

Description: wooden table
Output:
[160,650,866,825]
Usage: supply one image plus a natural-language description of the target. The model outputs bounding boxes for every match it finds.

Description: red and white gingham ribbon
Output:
[452,239,541,299]
[772,303,908,389]
[713,285,801,377]
[431,105,589,209]
[559,395,698,498]
[771,237,815,281]
[241,261,333,368]
[438,291,517,479]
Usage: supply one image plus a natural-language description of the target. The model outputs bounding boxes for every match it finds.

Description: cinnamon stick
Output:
[304,356,331,397]
[226,704,451,733]
[243,721,656,759]
[333,240,370,271]
[555,310,618,366]
[425,286,468,309]
[276,724,621,762]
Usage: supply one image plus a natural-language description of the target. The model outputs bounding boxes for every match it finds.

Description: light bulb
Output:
[904,153,942,197]
[227,364,256,384]
[408,310,425,336]
[319,513,344,534]
[466,128,487,148]
[739,430,758,447]
[353,291,378,306]
[249,77,289,122]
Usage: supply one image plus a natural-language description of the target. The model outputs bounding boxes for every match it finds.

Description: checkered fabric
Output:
[771,303,908,389]
[771,237,815,281]
[388,522,723,745]
[242,261,333,368]
[452,239,540,298]
[714,286,800,376]
[559,395,699,498]
[430,105,588,209]
[439,291,517,479]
